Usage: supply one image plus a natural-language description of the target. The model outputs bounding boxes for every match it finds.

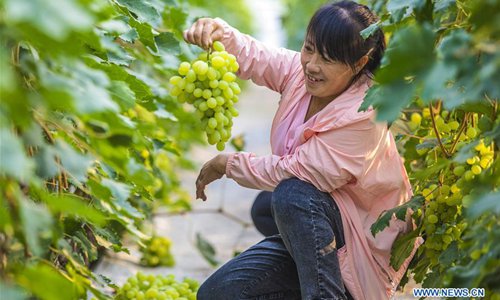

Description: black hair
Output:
[305,0,385,82]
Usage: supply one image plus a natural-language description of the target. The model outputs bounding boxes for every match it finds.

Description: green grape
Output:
[192,61,209,75]
[186,69,197,82]
[410,112,422,125]
[211,56,226,68]
[213,41,225,51]
[453,165,465,176]
[223,72,237,82]
[466,127,477,139]
[449,120,460,131]
[427,214,438,224]
[178,62,191,75]
[470,249,482,260]
[471,164,482,175]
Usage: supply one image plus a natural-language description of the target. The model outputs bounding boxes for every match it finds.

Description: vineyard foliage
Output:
[0,0,252,299]
[281,0,500,296]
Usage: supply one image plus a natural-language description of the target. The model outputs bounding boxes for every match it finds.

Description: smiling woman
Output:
[183,1,420,299]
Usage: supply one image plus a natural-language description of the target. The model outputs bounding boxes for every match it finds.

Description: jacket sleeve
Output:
[226,123,372,192]
[215,18,302,94]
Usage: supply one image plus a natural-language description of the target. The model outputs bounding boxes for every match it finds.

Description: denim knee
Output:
[197,277,221,300]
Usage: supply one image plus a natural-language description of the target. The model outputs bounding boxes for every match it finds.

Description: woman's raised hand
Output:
[183,18,224,50]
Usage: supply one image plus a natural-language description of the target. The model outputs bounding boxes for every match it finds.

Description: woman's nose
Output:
[306,55,321,73]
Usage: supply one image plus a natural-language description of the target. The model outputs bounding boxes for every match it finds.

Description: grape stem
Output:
[449,112,470,154]
[429,102,451,158]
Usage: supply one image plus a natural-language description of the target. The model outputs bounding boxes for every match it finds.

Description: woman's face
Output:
[300,37,357,102]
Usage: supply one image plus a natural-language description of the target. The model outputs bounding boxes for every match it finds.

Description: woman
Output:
[184,1,421,299]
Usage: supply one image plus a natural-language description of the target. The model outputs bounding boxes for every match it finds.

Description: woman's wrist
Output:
[216,153,231,175]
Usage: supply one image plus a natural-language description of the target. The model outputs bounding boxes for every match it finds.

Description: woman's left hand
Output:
[195,153,231,201]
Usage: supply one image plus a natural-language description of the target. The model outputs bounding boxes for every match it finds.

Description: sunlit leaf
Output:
[115,0,162,28]
[40,192,107,225]
[4,0,94,40]
[16,263,78,300]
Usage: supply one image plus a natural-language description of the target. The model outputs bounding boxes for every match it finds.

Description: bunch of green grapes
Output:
[140,236,175,267]
[169,41,241,151]
[114,272,199,300]
[420,182,465,265]
[406,109,495,265]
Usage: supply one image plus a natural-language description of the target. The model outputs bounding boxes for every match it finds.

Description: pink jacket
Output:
[216,19,422,299]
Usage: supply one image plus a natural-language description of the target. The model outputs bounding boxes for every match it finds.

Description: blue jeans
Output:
[197,178,350,300]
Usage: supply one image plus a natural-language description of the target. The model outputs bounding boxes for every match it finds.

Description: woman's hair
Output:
[306,0,385,82]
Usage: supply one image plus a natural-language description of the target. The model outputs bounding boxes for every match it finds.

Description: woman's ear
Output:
[354,55,369,73]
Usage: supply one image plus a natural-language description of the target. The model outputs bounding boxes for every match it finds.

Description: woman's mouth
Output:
[306,74,323,84]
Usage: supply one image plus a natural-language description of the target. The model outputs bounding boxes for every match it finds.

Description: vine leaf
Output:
[19,198,53,257]
[0,128,35,181]
[3,0,93,40]
[54,140,93,183]
[467,191,500,219]
[15,263,78,300]
[195,232,220,267]
[101,178,143,219]
[115,0,162,28]
[371,195,425,236]
[39,191,107,225]
[390,229,419,271]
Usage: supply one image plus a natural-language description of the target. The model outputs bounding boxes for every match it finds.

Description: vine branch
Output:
[429,102,451,158]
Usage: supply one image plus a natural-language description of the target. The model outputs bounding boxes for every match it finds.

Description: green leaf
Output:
[390,229,419,271]
[467,191,500,219]
[115,0,162,28]
[100,178,143,219]
[99,19,130,35]
[40,192,107,225]
[371,195,425,236]
[195,232,220,267]
[420,60,457,103]
[438,241,459,265]
[33,146,59,179]
[412,159,449,180]
[376,24,435,84]
[16,263,78,300]
[4,0,94,40]
[19,197,53,257]
[363,79,417,122]
[0,128,34,181]
[109,81,136,110]
[0,47,17,93]
[386,0,421,13]
[54,140,93,183]
[360,21,380,40]
[155,32,180,56]
[129,16,158,52]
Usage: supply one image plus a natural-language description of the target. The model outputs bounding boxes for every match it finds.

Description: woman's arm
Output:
[194,123,376,200]
[183,18,301,94]
[225,128,367,192]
